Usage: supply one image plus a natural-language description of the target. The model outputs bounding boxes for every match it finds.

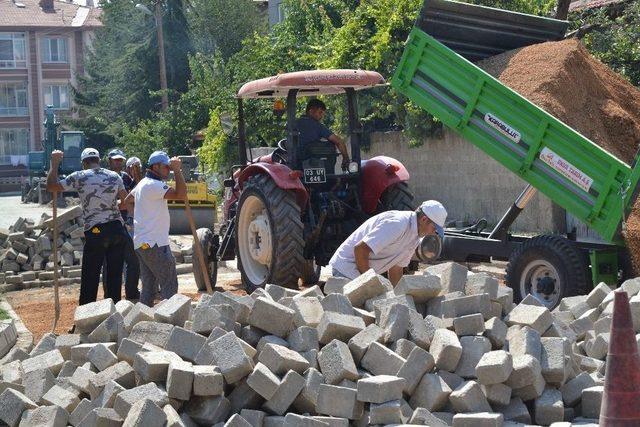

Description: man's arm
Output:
[46,150,65,193]
[328,134,350,166]
[164,157,187,200]
[354,241,372,275]
[388,265,404,287]
[123,191,135,215]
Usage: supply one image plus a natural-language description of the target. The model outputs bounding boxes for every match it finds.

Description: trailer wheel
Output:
[193,228,218,292]
[506,235,590,310]
[236,174,304,292]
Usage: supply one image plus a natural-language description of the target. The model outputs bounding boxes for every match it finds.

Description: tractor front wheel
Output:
[236,175,304,292]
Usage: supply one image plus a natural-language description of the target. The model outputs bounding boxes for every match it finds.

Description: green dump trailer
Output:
[392,0,640,308]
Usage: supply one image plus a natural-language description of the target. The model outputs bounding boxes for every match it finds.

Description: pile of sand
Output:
[479,39,640,270]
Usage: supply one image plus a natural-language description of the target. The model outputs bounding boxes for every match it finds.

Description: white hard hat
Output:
[80,147,100,161]
[126,156,141,167]
[419,200,447,238]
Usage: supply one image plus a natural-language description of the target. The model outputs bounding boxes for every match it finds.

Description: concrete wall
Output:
[363,130,567,234]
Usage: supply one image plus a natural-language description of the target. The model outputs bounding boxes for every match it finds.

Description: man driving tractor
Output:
[296,99,351,171]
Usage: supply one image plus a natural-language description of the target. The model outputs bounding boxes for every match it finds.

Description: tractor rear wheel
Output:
[379,182,415,212]
[236,175,304,292]
[193,228,218,292]
[505,235,591,310]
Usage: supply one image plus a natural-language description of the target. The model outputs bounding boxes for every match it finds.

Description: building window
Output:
[0,82,28,116]
[0,33,27,69]
[41,37,68,63]
[0,128,29,166]
[44,85,70,110]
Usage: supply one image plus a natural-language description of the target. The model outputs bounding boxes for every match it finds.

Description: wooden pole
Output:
[556,0,571,20]
[155,0,169,111]
[51,191,61,333]
[184,198,213,294]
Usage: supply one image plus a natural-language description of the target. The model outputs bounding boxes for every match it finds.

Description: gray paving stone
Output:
[356,375,404,403]
[430,329,462,372]
[581,385,603,419]
[128,321,174,348]
[292,368,325,414]
[19,403,68,426]
[455,336,491,379]
[123,399,167,427]
[476,350,513,385]
[184,396,230,425]
[0,389,37,427]
[449,380,492,413]
[441,294,491,319]
[454,313,485,336]
[193,365,224,396]
[87,343,118,371]
[394,274,441,303]
[408,373,452,412]
[534,387,564,425]
[291,297,324,328]
[22,349,64,376]
[452,412,504,427]
[167,360,194,401]
[317,339,358,385]
[316,384,363,420]
[23,368,55,404]
[560,372,596,406]
[208,332,255,384]
[74,299,115,334]
[368,399,403,424]
[482,383,512,406]
[133,350,182,383]
[88,312,124,344]
[247,363,281,400]
[347,324,384,364]
[507,326,541,359]
[465,273,499,299]
[165,326,206,362]
[288,326,319,352]
[342,270,387,307]
[154,294,192,327]
[396,346,435,395]
[379,303,409,343]
[321,294,355,316]
[113,382,169,419]
[360,342,406,376]
[263,370,305,416]
[427,262,467,294]
[42,384,81,413]
[258,343,309,375]
[505,304,553,334]
[484,317,507,349]
[249,297,295,338]
[317,312,365,345]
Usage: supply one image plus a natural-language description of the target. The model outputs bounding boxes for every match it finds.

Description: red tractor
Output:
[195,70,416,292]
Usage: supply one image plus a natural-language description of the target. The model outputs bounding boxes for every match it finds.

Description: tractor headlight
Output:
[415,234,443,263]
[348,162,358,173]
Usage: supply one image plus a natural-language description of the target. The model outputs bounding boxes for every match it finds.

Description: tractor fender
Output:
[237,163,309,208]
[360,156,410,214]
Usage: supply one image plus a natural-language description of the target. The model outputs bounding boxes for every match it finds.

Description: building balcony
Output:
[0,107,28,116]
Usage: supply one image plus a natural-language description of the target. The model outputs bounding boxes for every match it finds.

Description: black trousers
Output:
[80,221,127,305]
[102,232,140,299]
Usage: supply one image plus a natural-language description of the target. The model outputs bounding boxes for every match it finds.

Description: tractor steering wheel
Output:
[272,139,288,164]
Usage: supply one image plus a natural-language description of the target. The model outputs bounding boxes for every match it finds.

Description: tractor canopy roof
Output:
[237,69,385,99]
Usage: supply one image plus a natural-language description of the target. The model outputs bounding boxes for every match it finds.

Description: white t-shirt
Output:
[131,176,171,249]
[329,210,421,279]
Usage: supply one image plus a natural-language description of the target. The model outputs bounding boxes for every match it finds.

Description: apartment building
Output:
[0,0,101,188]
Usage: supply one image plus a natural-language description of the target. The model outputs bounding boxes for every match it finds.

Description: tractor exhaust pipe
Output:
[488,184,537,241]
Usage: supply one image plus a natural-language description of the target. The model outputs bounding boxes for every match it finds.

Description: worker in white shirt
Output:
[328,200,447,285]
[125,151,186,306]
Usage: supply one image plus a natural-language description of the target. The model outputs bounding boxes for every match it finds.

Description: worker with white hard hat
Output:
[329,200,447,285]
[126,156,142,185]
[46,147,129,306]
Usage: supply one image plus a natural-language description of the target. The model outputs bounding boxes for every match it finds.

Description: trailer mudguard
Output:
[360,156,410,214]
[237,163,309,208]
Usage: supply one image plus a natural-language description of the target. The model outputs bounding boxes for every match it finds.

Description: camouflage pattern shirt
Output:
[60,168,125,230]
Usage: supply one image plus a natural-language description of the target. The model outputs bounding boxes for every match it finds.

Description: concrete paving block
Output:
[184,396,230,425]
[0,360,23,385]
[256,335,290,354]
[494,396,531,424]
[123,303,155,332]
[42,384,81,413]
[437,371,464,392]
[586,282,611,309]
[430,329,463,372]
[427,262,467,294]
[342,270,387,307]
[513,369,546,402]
[586,333,610,360]
[409,408,449,427]
[396,346,435,395]
[317,312,365,344]
[87,361,136,399]
[449,380,492,413]
[247,362,281,400]
[534,387,563,425]
[300,349,319,370]
[133,350,182,383]
[581,385,603,419]
[281,413,326,427]
[394,274,441,303]
[224,414,253,427]
[593,315,612,336]
[540,337,566,386]
[208,332,255,384]
[570,316,595,341]
[115,300,134,317]
[115,338,144,365]
[22,368,56,404]
[379,303,409,343]
[165,326,206,362]
[69,399,95,427]
[356,375,404,403]
[163,404,188,427]
[166,360,194,401]
[323,277,350,295]
[360,342,406,376]
[227,380,263,416]
[87,343,118,371]
[404,310,429,349]
[475,350,513,385]
[263,416,285,427]
[128,320,174,348]
[452,412,504,427]
[507,326,541,359]
[292,368,324,414]
[249,297,295,338]
[465,273,499,299]
[240,409,266,427]
[291,297,324,328]
[484,317,507,349]
[77,407,123,427]
[68,367,96,395]
[347,324,384,364]
[310,416,348,427]
[454,313,485,336]
[353,307,376,327]
[88,312,124,344]
[496,286,514,315]
[317,339,358,385]
[442,293,492,320]
[263,370,305,416]
[19,405,68,427]
[391,338,417,358]
[154,294,192,327]
[506,355,542,390]
[191,304,236,335]
[192,365,224,397]
[409,373,452,411]
[455,336,491,379]
[368,399,403,424]
[93,380,125,408]
[560,372,596,406]
[287,326,319,352]
[258,343,310,376]
[22,349,64,376]
[482,383,512,406]
[54,334,82,360]
[113,382,169,419]
[74,299,115,334]
[30,333,57,357]
[320,293,355,316]
[505,303,553,334]
[0,389,37,427]
[122,399,167,427]
[316,384,363,420]
[520,294,544,307]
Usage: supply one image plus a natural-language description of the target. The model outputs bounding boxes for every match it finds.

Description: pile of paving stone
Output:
[0,262,634,426]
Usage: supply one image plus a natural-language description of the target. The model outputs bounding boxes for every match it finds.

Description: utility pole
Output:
[555,0,571,20]
[155,1,169,111]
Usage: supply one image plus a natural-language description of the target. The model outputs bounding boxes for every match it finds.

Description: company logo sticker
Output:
[539,147,593,193]
[484,113,521,144]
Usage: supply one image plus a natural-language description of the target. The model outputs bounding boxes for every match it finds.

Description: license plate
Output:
[303,168,326,184]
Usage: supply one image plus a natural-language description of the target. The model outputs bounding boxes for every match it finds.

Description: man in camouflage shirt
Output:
[47,148,129,305]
